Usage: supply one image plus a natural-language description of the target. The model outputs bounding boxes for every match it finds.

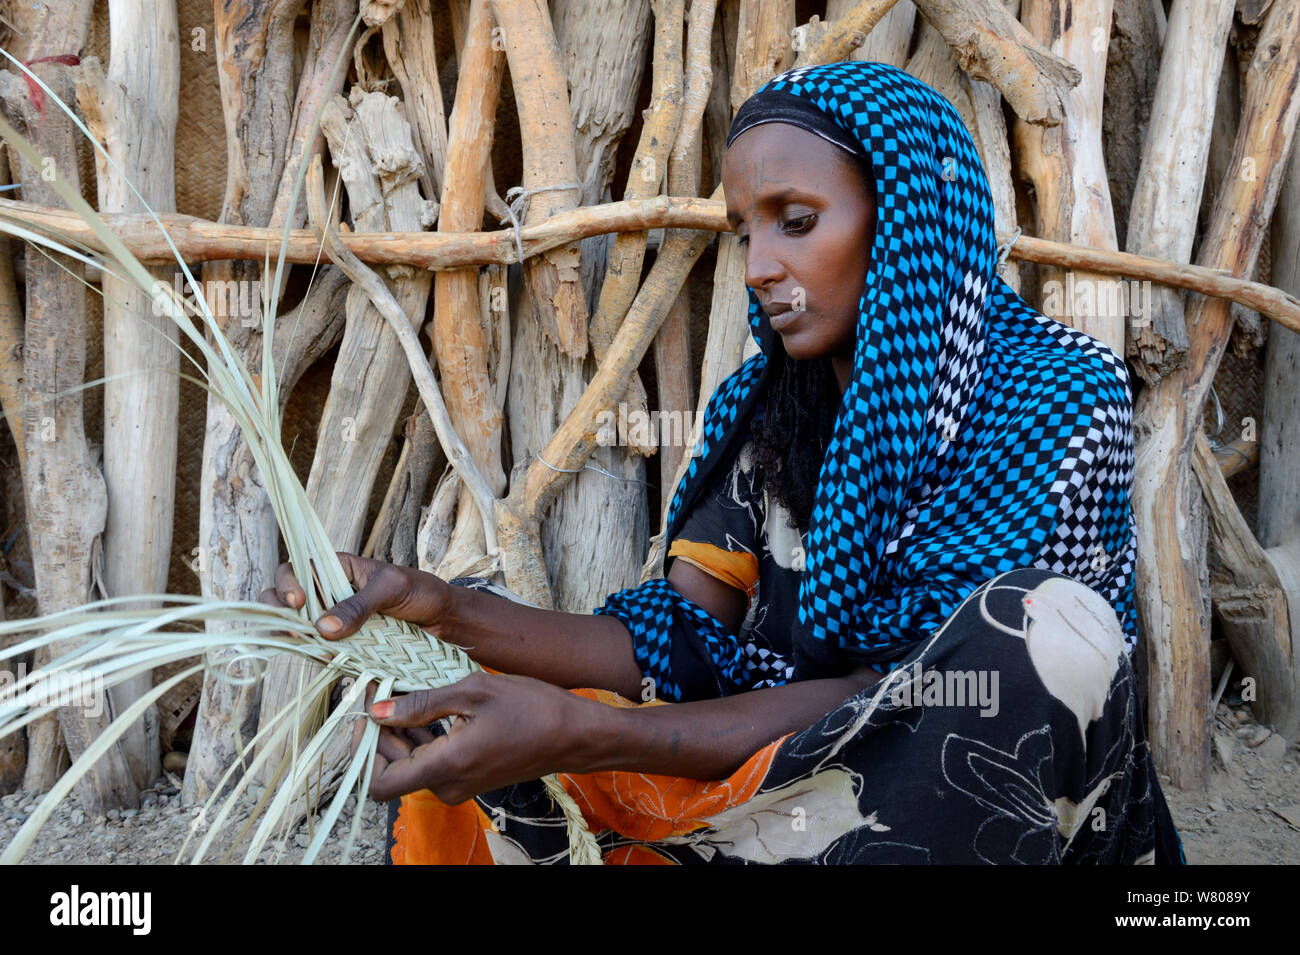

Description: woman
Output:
[266,62,1181,864]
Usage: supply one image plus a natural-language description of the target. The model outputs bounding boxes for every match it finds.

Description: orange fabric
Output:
[391,686,789,865]
[667,539,760,598]
[392,790,497,865]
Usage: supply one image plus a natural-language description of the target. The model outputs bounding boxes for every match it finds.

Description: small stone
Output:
[295,831,310,849]
[1236,724,1256,739]
[107,809,120,822]
[92,814,106,826]
[1212,732,1236,769]
[1246,726,1272,748]
[1,794,18,809]
[1234,708,1251,724]
[69,809,85,826]
[158,795,169,808]
[121,808,138,819]
[1208,796,1227,813]
[1258,734,1288,768]
[162,751,188,774]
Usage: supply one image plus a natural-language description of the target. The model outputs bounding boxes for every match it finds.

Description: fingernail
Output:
[317,615,341,634]
[370,700,394,719]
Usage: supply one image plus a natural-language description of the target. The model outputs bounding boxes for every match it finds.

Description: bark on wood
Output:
[826,0,916,67]
[1201,104,1300,737]
[1124,0,1235,385]
[381,0,449,204]
[499,226,713,606]
[73,0,182,792]
[363,405,443,566]
[1194,432,1298,740]
[909,0,1081,126]
[1015,0,1123,354]
[488,0,588,357]
[795,0,901,69]
[1260,141,1300,552]
[7,0,93,62]
[6,195,1297,331]
[1103,0,1161,245]
[655,0,714,508]
[585,0,676,460]
[0,62,137,809]
[1133,0,1300,788]
[0,151,24,474]
[184,0,308,804]
[429,0,506,582]
[270,0,360,230]
[503,0,656,612]
[731,0,793,113]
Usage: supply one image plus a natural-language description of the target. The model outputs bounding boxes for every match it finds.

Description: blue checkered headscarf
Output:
[598,62,1138,696]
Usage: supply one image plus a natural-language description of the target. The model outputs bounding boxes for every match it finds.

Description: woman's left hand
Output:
[358,671,592,804]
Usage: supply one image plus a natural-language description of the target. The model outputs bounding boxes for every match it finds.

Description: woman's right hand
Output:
[259,552,455,642]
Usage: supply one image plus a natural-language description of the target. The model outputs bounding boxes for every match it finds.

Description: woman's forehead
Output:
[723,125,869,212]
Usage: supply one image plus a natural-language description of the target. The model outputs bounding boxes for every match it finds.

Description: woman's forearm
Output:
[568,667,881,780]
[433,583,646,698]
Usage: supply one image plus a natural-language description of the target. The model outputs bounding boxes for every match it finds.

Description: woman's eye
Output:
[782,214,816,234]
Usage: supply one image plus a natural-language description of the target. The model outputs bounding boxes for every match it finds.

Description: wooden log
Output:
[0,150,24,474]
[428,0,506,582]
[72,0,182,792]
[499,225,714,606]
[0,61,137,809]
[305,155,501,560]
[1103,0,1161,244]
[363,404,444,566]
[702,0,739,192]
[1193,433,1298,740]
[1133,0,1300,788]
[1201,95,1300,738]
[654,293,694,511]
[826,0,915,67]
[380,0,449,204]
[5,195,1298,331]
[908,0,1081,127]
[488,0,588,357]
[1124,0,1235,385]
[655,0,715,508]
[731,0,793,113]
[184,0,308,804]
[584,0,677,459]
[1015,0,1123,354]
[269,0,360,230]
[1261,140,1300,552]
[255,88,437,785]
[503,0,656,613]
[795,0,900,69]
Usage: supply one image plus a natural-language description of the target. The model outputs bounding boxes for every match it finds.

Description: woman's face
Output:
[721,122,876,393]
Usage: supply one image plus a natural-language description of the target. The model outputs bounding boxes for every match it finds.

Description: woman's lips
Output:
[765,303,798,331]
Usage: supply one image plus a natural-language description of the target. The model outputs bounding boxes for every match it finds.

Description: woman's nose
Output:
[744,231,785,290]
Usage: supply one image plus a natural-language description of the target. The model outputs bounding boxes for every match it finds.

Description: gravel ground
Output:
[0,778,389,865]
[2,698,1295,865]
[1163,701,1300,864]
